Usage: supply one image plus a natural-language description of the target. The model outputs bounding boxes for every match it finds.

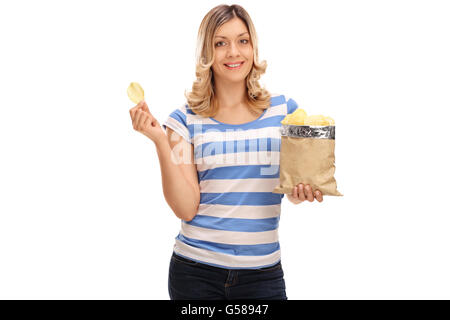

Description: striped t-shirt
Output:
[162,93,299,269]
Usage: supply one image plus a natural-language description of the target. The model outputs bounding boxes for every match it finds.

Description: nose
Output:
[226,41,240,58]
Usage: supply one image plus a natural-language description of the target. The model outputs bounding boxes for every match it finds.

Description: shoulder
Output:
[269,92,297,106]
[162,103,193,143]
[166,103,191,124]
[269,92,299,114]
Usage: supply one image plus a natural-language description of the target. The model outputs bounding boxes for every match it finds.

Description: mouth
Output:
[224,61,244,70]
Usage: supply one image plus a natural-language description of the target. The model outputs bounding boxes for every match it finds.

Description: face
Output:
[211,17,253,84]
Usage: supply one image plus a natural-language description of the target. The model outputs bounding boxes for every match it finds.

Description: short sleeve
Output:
[286,96,299,115]
[282,96,297,200]
[162,106,192,144]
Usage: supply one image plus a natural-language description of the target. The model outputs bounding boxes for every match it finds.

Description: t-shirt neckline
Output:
[208,107,268,127]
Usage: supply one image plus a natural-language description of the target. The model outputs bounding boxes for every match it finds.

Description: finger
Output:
[143,112,152,129]
[140,100,151,114]
[143,116,152,130]
[292,186,299,199]
[138,101,156,125]
[134,110,144,130]
[314,190,323,202]
[131,109,138,128]
[139,111,151,130]
[138,111,148,129]
[129,107,137,120]
[145,113,156,127]
[130,101,145,118]
[297,184,306,202]
[305,184,314,202]
[148,114,157,127]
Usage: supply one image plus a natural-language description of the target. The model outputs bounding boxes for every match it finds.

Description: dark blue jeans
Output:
[168,252,287,300]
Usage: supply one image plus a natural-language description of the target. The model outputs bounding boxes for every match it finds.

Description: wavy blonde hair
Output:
[184,4,271,118]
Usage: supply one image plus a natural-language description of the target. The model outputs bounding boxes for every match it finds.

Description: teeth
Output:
[226,63,241,67]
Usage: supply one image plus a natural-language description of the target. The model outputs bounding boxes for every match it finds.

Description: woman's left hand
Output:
[286,183,323,204]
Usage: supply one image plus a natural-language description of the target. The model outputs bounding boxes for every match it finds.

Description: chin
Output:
[225,74,248,82]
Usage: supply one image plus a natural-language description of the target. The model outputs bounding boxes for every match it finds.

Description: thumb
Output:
[140,100,150,113]
[150,117,160,127]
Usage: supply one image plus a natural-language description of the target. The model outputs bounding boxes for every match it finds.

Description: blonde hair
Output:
[184,4,271,117]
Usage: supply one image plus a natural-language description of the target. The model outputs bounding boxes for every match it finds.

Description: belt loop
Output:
[225,270,238,288]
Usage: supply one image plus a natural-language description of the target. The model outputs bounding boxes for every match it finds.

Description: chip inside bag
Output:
[273,108,342,196]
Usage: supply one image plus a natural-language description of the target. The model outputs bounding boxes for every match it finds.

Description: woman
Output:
[129,4,323,300]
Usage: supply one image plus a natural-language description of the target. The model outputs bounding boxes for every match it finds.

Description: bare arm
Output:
[129,101,200,220]
[154,128,200,221]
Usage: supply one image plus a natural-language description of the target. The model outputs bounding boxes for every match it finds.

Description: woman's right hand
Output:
[129,100,166,143]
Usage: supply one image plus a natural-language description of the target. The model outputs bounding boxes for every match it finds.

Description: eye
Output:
[215,39,249,47]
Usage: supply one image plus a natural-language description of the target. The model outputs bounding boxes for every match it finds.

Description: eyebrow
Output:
[215,32,249,39]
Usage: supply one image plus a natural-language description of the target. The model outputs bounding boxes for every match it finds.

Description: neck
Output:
[213,79,247,110]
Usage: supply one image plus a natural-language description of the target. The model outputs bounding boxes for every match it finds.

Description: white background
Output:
[1,0,449,299]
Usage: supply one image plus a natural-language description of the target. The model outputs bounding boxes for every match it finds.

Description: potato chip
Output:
[304,115,329,126]
[281,114,293,125]
[289,117,305,125]
[292,108,307,118]
[290,108,307,125]
[281,108,334,126]
[281,108,306,125]
[324,116,335,125]
[127,82,145,104]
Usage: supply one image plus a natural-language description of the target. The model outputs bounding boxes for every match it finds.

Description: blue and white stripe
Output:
[162,93,299,269]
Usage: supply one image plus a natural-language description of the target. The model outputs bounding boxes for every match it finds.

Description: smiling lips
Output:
[224,61,244,69]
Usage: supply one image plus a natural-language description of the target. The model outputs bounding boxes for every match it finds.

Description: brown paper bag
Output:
[273,125,342,196]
